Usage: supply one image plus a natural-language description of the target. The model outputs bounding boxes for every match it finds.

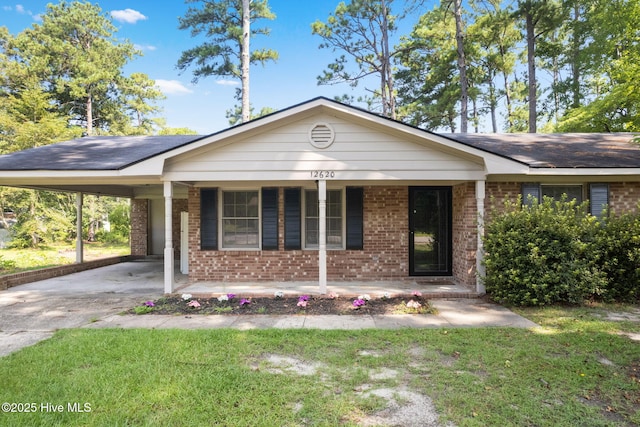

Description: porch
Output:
[176,277,478,299]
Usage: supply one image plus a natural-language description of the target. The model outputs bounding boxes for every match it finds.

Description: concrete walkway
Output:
[85,298,537,331]
[0,260,537,357]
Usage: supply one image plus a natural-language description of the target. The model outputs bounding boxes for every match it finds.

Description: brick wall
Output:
[452,182,477,287]
[486,182,521,206]
[485,181,640,216]
[609,182,640,214]
[188,186,411,282]
[130,199,148,256]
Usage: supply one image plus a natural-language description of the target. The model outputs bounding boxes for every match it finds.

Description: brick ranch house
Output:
[0,97,639,295]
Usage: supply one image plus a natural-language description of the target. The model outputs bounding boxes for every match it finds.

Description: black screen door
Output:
[409,187,452,275]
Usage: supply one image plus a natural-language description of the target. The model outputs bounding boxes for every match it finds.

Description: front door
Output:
[409,187,452,276]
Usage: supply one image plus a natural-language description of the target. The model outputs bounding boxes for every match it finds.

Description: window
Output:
[541,185,583,202]
[304,189,343,249]
[222,191,259,249]
[522,183,609,217]
[523,184,583,205]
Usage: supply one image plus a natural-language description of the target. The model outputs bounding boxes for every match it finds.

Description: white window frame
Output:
[220,189,261,250]
[302,188,345,250]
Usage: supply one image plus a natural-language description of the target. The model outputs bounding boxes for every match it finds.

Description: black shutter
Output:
[589,183,609,217]
[284,188,301,250]
[521,183,540,206]
[262,188,278,250]
[346,187,364,250]
[200,188,218,250]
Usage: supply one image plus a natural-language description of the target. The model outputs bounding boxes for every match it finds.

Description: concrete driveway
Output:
[0,259,165,357]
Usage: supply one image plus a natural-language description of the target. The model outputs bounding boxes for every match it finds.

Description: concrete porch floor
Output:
[176,279,479,299]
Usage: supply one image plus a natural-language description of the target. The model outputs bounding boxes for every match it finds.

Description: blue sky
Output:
[2,1,434,134]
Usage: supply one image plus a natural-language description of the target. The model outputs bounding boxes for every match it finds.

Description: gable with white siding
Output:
[164,113,486,183]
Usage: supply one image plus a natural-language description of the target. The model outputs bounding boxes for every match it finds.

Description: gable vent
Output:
[308,122,335,149]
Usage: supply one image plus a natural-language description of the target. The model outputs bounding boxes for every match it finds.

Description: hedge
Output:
[483,196,640,306]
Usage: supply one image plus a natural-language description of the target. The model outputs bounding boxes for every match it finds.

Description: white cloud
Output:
[155,80,193,95]
[10,4,40,21]
[134,44,157,52]
[111,9,147,24]
[216,79,240,86]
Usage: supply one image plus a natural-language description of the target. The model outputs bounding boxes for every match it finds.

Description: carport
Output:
[0,134,203,292]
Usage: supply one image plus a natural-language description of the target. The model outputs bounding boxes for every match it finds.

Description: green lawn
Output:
[0,243,130,274]
[0,304,638,426]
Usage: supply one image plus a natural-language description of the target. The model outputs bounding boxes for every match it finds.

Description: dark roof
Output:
[446,132,640,168]
[0,97,639,172]
[0,135,204,170]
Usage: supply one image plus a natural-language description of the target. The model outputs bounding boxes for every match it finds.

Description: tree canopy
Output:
[176,0,278,124]
[2,1,164,137]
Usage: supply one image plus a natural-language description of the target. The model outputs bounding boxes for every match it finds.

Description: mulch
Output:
[131,295,434,316]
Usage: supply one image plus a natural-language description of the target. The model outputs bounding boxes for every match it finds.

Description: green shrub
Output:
[483,196,607,306]
[0,255,16,271]
[593,211,640,302]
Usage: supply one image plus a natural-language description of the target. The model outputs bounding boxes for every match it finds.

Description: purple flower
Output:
[298,295,309,302]
[352,299,366,307]
[227,293,236,300]
[144,300,155,307]
[239,298,251,306]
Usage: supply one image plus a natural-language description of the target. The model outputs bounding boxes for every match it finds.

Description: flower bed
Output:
[130,292,435,316]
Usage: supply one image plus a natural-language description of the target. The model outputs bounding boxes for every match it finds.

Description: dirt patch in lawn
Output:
[252,353,453,427]
[130,295,435,316]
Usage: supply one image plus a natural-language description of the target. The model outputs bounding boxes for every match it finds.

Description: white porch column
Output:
[164,181,175,294]
[318,179,327,294]
[75,192,83,264]
[476,180,486,294]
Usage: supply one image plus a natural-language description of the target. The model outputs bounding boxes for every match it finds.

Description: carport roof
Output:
[0,134,204,171]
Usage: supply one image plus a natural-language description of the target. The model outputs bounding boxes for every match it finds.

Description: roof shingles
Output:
[0,135,203,171]
[447,133,640,168]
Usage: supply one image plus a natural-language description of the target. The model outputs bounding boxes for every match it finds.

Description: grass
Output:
[0,304,638,426]
[0,242,130,274]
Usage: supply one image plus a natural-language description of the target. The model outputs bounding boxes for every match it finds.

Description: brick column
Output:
[130,199,148,256]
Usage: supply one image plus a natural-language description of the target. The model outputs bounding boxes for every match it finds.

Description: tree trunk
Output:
[488,76,498,132]
[241,0,250,123]
[571,4,581,109]
[526,9,537,133]
[86,94,93,136]
[380,0,396,119]
[454,0,468,133]
[501,46,514,130]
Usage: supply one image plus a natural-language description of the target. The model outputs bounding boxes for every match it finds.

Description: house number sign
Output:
[310,170,336,179]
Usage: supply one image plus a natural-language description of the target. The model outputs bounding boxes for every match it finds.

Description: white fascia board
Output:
[527,168,640,177]
[0,170,162,187]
